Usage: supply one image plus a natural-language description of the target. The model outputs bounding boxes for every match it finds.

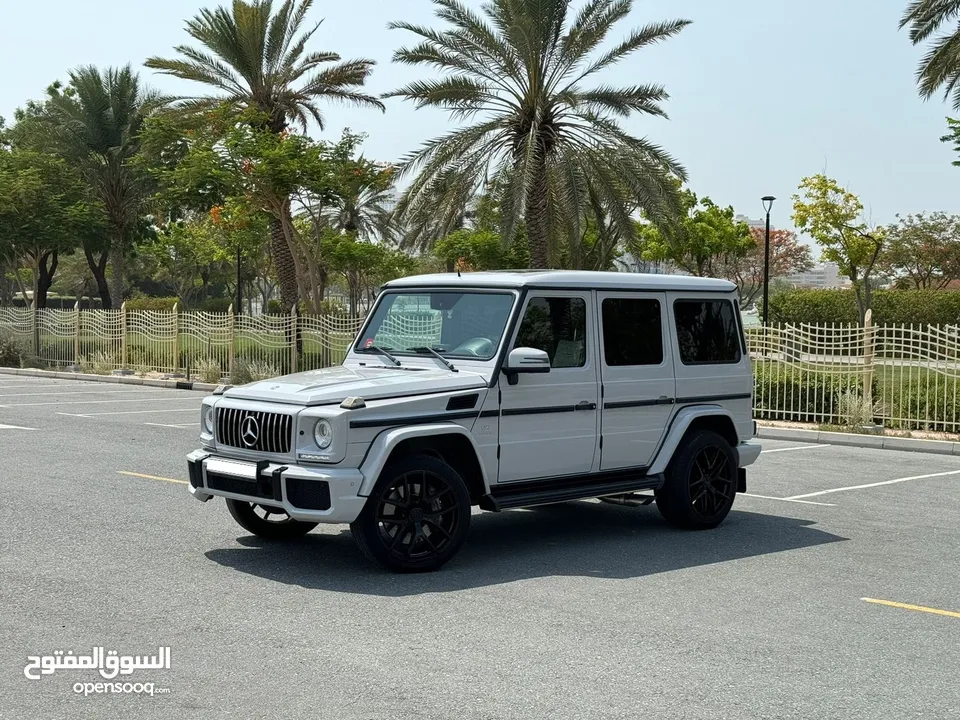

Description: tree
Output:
[718,228,814,308]
[632,188,753,277]
[387,0,687,269]
[900,1,960,108]
[145,0,384,308]
[27,66,162,308]
[792,174,884,324]
[0,148,96,307]
[878,212,960,289]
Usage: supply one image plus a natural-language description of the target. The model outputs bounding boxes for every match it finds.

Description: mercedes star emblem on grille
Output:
[240,416,260,446]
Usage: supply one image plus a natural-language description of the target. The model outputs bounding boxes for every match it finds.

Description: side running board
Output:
[480,470,663,512]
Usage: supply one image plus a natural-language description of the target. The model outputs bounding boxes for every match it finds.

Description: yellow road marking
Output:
[117,471,188,486]
[862,597,960,619]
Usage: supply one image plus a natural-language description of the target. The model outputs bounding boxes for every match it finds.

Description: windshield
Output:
[355,291,516,360]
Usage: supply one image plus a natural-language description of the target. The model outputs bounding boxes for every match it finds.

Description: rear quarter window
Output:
[673,299,742,365]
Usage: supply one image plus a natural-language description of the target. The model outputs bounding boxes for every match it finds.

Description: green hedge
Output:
[753,363,876,423]
[768,290,960,325]
[125,296,180,312]
[195,297,233,313]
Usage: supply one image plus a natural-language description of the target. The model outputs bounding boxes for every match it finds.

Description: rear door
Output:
[597,292,675,470]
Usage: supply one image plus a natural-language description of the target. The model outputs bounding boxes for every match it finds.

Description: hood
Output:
[222,364,487,406]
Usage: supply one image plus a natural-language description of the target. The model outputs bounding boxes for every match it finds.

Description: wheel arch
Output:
[358,423,489,503]
[648,406,740,476]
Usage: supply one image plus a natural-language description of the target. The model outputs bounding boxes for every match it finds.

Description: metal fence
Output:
[747,310,960,433]
[3,305,960,433]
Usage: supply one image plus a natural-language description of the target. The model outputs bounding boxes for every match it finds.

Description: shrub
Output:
[196,357,222,384]
[79,351,118,375]
[231,358,281,385]
[124,296,180,312]
[769,289,960,326]
[753,362,877,423]
[887,376,960,432]
[196,297,233,313]
[0,329,29,368]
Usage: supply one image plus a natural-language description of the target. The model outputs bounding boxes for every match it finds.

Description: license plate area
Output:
[205,457,259,480]
[203,458,281,502]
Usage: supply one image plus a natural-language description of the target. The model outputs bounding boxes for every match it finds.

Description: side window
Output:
[601,298,663,366]
[514,296,587,368]
[673,299,742,365]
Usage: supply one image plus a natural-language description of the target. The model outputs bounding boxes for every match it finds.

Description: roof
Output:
[383,270,737,293]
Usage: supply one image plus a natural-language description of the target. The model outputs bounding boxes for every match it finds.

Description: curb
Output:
[0,367,218,393]
[757,425,960,457]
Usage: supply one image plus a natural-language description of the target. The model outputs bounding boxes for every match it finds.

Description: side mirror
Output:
[503,347,550,385]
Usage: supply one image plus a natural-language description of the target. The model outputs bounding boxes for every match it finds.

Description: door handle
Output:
[576,401,597,410]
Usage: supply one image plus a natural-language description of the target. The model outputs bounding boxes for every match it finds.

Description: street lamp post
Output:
[236,245,242,316]
[761,196,776,325]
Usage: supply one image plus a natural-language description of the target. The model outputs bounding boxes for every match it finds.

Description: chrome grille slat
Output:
[215,407,292,454]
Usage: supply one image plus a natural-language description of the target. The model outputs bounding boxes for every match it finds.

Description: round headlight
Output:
[202,406,215,435]
[313,419,333,449]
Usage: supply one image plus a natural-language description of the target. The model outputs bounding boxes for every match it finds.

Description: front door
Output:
[597,291,675,470]
[497,291,599,483]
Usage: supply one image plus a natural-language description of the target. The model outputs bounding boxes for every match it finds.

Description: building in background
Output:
[784,262,851,289]
[734,214,766,230]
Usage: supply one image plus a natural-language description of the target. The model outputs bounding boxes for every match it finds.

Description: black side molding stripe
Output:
[675,393,752,404]
[349,410,479,429]
[478,409,500,418]
[604,393,750,410]
[501,404,594,417]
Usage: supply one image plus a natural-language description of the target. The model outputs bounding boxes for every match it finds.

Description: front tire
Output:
[350,454,472,573]
[656,430,738,529]
[225,499,319,540]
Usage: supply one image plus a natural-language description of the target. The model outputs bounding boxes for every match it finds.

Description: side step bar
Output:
[480,471,663,512]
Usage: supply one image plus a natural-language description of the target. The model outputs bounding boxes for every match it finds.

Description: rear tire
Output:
[225,499,319,540]
[656,430,737,529]
[350,454,472,573]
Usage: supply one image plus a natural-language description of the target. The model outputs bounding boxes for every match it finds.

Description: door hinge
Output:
[601,384,605,398]
[496,445,501,459]
[599,435,603,449]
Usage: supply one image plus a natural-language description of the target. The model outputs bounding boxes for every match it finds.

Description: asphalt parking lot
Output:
[1,375,959,720]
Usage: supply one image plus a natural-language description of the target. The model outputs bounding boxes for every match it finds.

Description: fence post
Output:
[225,304,234,380]
[74,301,81,366]
[32,306,40,359]
[120,301,128,369]
[290,304,299,375]
[863,309,874,405]
[172,303,180,373]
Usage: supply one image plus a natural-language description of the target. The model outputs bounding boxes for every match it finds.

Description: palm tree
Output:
[320,174,396,241]
[387,0,688,269]
[145,0,384,308]
[42,65,162,308]
[901,1,960,108]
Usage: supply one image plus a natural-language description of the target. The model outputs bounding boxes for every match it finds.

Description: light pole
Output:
[236,244,242,316]
[761,196,776,325]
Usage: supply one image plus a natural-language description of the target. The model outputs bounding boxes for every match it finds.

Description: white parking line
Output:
[0,423,35,430]
[741,493,835,506]
[784,469,960,500]
[0,389,166,398]
[0,396,197,407]
[144,422,199,428]
[760,444,831,454]
[57,408,198,418]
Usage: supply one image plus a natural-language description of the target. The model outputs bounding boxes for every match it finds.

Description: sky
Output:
[0,0,953,242]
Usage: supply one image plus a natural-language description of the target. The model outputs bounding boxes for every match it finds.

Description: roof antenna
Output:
[457,266,461,278]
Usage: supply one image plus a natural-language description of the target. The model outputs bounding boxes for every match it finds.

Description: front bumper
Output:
[186,449,367,524]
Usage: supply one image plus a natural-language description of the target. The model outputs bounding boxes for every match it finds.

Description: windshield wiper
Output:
[357,344,401,367]
[411,346,458,373]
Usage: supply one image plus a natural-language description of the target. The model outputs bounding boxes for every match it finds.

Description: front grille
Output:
[286,478,331,510]
[216,407,292,453]
[206,472,272,500]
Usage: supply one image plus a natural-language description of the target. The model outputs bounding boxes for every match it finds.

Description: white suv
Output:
[187,271,760,572]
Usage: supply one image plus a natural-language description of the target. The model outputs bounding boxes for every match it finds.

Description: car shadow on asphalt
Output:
[204,501,847,595]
